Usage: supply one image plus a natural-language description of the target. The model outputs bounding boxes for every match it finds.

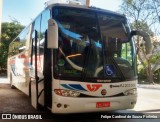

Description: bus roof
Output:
[47,3,126,19]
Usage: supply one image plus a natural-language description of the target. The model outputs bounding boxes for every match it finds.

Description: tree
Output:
[0,22,24,73]
[120,0,160,84]
[130,21,154,36]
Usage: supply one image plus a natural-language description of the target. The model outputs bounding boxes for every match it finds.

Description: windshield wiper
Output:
[81,38,92,81]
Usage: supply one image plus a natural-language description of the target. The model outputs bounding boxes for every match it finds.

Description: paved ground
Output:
[0,84,38,113]
[0,83,54,122]
[137,84,160,90]
[133,88,160,112]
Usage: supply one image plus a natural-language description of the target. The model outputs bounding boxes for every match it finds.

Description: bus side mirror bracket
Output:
[47,19,58,49]
[130,30,152,55]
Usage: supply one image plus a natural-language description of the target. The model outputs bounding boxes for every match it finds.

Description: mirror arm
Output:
[131,30,152,54]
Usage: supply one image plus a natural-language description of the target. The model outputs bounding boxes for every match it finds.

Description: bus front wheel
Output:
[10,73,15,89]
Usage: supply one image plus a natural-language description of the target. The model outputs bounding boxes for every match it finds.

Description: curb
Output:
[0,77,9,84]
[137,84,160,90]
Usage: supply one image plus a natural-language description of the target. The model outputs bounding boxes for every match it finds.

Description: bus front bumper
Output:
[51,93,137,113]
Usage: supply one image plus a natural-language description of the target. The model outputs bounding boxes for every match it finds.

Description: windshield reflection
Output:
[53,7,136,81]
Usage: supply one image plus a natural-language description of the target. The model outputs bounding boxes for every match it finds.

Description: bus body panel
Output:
[52,95,136,113]
[51,79,137,113]
[52,90,137,113]
[8,54,30,95]
[58,80,137,97]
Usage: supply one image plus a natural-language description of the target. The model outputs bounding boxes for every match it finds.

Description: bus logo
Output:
[86,84,102,92]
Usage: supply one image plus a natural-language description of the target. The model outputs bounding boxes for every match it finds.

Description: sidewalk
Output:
[0,76,9,84]
[137,84,160,90]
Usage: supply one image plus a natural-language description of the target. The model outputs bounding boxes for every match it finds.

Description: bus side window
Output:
[40,9,50,54]
[9,27,30,57]
[8,37,21,57]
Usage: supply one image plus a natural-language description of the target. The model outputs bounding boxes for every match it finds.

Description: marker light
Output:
[124,88,137,96]
[54,89,81,97]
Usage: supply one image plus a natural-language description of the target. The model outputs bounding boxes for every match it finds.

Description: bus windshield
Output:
[52,7,136,82]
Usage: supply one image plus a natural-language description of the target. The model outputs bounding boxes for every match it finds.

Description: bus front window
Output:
[98,13,136,80]
[52,7,136,81]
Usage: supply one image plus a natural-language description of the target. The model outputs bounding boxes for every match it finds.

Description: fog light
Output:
[64,104,68,108]
[57,103,62,108]
[131,101,136,105]
[101,89,107,96]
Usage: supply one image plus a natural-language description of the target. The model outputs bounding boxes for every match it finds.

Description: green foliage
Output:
[1,22,24,42]
[153,69,160,84]
[8,41,25,57]
[151,53,160,64]
[138,65,147,80]
[120,0,160,83]
[0,22,24,71]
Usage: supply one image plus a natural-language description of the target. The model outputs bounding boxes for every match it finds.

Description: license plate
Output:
[96,102,110,108]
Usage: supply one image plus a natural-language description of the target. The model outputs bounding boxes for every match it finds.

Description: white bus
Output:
[8,0,151,113]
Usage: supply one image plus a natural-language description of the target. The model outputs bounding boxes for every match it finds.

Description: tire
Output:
[10,73,15,89]
[29,80,31,98]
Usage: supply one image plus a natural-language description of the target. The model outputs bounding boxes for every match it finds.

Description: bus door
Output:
[30,30,52,109]
[30,23,47,109]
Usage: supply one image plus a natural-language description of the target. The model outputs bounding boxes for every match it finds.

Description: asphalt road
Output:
[0,77,160,122]
[133,88,160,113]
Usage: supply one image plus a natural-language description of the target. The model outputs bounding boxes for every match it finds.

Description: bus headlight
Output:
[54,89,81,97]
[124,88,137,96]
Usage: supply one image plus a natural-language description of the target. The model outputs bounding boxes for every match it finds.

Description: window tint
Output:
[30,10,50,77]
[40,9,50,54]
[32,15,41,55]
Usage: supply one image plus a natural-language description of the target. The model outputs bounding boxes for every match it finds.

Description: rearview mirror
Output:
[130,30,152,55]
[47,19,58,49]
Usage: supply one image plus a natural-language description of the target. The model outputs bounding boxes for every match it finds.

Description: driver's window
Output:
[121,42,132,65]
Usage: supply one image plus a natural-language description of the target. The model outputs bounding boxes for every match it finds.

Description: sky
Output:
[2,0,122,26]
